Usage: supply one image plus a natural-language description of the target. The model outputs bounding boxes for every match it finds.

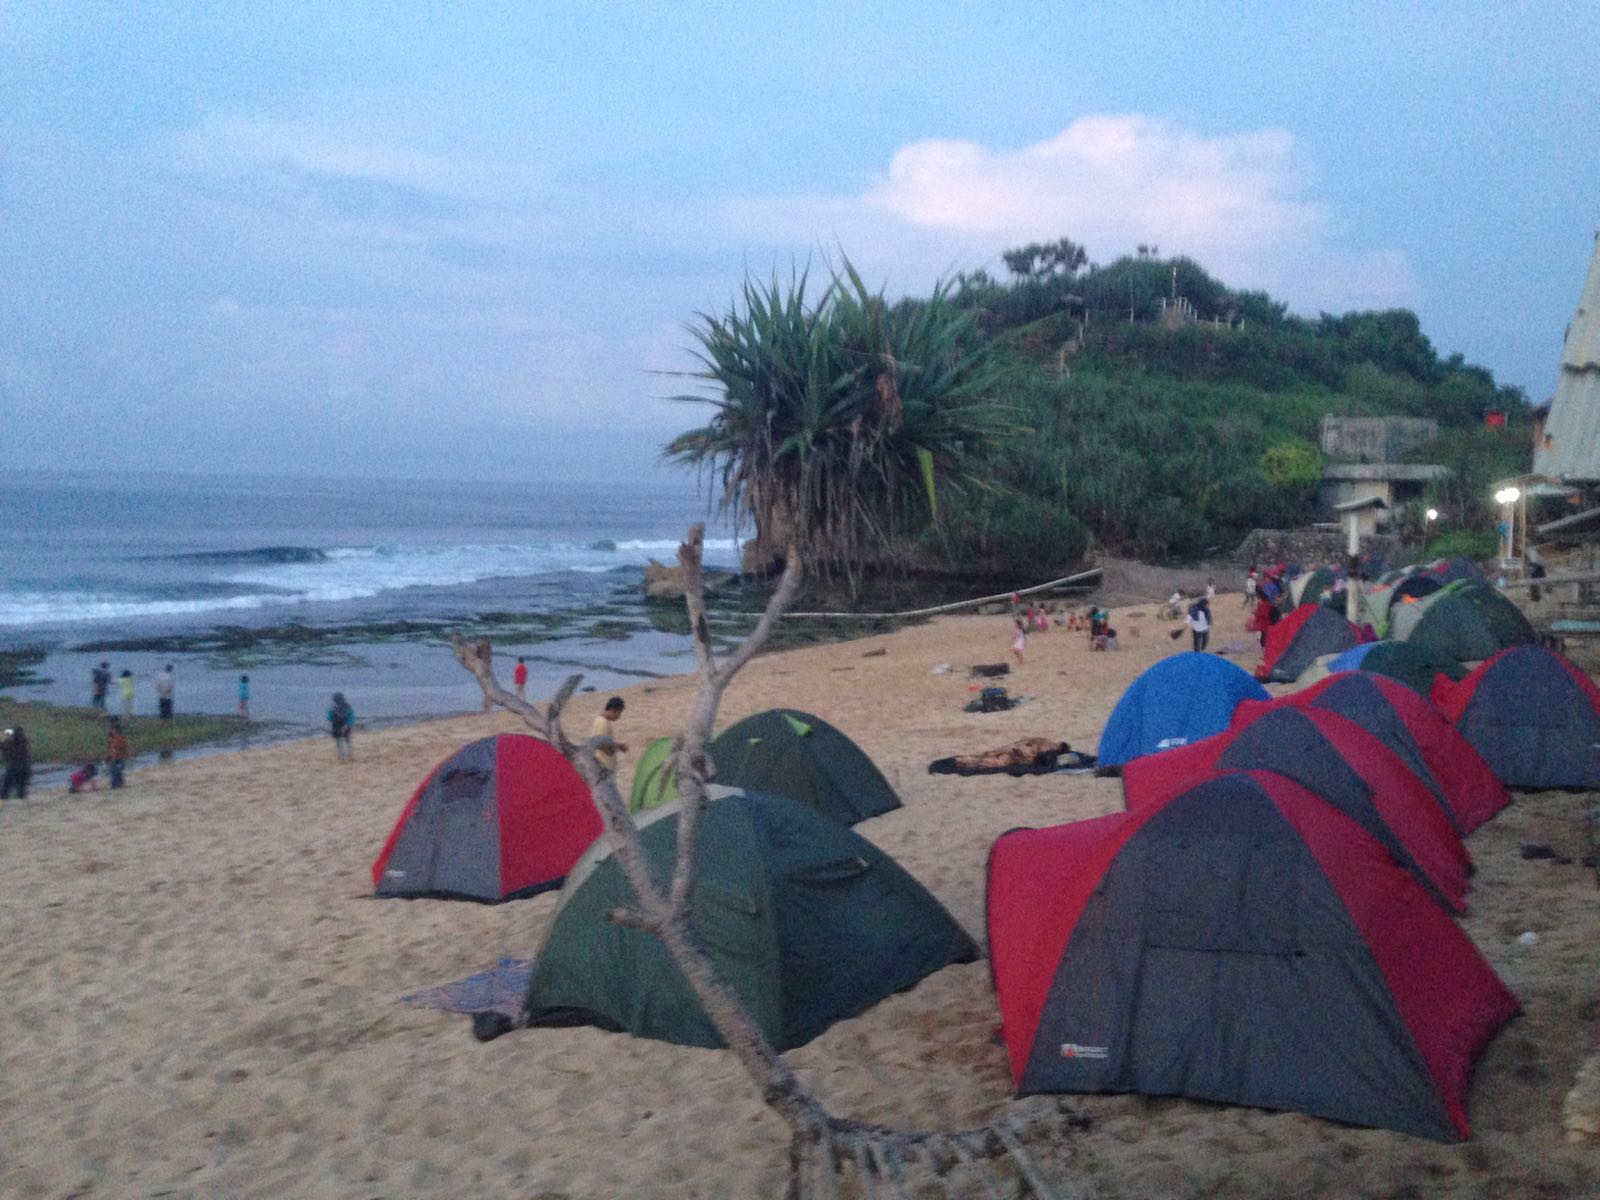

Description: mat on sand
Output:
[400,957,534,1017]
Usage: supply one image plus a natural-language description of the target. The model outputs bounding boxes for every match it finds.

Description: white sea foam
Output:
[0,536,743,628]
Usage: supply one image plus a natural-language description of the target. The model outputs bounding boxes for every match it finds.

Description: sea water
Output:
[0,471,740,732]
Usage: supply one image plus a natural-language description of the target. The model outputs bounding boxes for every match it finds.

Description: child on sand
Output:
[68,760,98,794]
[1011,619,1027,666]
[106,720,129,789]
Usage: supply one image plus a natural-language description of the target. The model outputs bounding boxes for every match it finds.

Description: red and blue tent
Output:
[987,770,1518,1140]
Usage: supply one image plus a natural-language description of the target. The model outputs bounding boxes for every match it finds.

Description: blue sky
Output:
[2,2,1596,483]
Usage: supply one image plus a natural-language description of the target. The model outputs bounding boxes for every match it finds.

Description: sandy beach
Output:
[4,597,1597,1199]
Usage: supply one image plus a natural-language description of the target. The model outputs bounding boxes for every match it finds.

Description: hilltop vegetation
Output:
[669,243,1533,584]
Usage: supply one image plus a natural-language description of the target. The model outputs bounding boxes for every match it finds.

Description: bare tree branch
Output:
[453,526,1087,1198]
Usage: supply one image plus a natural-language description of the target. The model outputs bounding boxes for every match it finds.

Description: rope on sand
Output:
[782,567,1103,620]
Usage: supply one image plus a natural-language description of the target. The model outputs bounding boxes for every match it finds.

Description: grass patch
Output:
[0,699,261,767]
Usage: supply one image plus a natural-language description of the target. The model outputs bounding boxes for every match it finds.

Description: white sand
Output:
[3,599,1597,1198]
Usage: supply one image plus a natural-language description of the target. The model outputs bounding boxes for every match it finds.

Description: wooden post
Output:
[1345,510,1361,625]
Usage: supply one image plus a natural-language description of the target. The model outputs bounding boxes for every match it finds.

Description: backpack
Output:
[980,686,1011,713]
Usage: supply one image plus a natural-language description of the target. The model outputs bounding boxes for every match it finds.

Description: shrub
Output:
[1421,529,1499,563]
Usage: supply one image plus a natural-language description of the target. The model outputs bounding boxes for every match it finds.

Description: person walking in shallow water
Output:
[328,693,355,761]
[118,669,135,720]
[90,662,110,710]
[237,675,250,720]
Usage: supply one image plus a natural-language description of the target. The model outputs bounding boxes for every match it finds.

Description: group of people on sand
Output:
[1008,599,1124,664]
[66,720,131,795]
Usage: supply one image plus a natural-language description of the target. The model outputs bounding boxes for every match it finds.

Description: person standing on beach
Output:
[588,697,628,777]
[237,675,250,719]
[328,693,355,761]
[118,669,135,720]
[1186,597,1211,653]
[154,664,175,719]
[90,662,110,710]
[513,657,528,700]
[1244,566,1258,610]
[1011,618,1027,667]
[106,719,130,790]
[2,726,32,800]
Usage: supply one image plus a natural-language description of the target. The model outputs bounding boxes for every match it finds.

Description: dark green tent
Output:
[708,708,901,826]
[519,787,978,1049]
[1394,580,1534,663]
[1347,640,1465,696]
[629,736,679,812]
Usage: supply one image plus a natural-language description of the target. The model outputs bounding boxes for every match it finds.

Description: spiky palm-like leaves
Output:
[666,262,1003,590]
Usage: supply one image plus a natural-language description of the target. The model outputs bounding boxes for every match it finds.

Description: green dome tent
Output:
[517,787,978,1050]
[699,708,901,825]
[1391,580,1535,663]
[629,736,679,812]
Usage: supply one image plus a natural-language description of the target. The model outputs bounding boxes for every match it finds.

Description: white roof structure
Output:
[1535,233,1600,482]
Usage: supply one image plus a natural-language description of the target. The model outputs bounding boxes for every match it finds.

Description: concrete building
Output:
[1316,416,1446,528]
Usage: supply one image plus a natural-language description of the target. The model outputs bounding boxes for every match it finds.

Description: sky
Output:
[2,2,1597,484]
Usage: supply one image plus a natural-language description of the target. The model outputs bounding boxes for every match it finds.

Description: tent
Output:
[517,787,977,1049]
[372,734,602,902]
[701,709,900,825]
[629,736,678,812]
[1391,580,1535,663]
[1233,672,1508,835]
[1431,645,1600,790]
[986,770,1518,1140]
[1096,653,1268,768]
[1257,604,1362,683]
[1290,565,1339,610]
[1324,640,1465,696]
[1427,556,1484,585]
[1123,706,1471,910]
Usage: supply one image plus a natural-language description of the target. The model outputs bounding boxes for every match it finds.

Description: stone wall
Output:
[1232,528,1409,569]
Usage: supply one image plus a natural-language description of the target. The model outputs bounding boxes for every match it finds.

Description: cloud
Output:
[725,114,1418,313]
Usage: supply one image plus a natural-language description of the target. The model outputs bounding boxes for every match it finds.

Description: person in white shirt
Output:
[154,664,175,719]
[1186,598,1211,652]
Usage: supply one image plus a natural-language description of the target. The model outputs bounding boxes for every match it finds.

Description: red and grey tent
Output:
[1231,671,1508,835]
[1122,706,1470,912]
[1257,603,1362,683]
[372,734,602,902]
[987,770,1518,1140]
[1431,645,1600,790]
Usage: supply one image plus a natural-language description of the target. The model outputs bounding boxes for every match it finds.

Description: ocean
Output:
[0,471,743,734]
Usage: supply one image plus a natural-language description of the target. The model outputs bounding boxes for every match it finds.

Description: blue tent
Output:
[1097,653,1270,767]
[1326,642,1382,673]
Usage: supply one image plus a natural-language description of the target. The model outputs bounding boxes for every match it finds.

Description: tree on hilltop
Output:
[1002,236,1089,280]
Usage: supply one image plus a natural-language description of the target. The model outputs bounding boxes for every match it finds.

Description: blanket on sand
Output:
[400,957,534,1017]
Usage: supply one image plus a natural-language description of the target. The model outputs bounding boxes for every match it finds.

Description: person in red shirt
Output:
[513,656,529,700]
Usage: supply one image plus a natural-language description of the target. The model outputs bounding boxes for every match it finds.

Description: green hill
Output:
[924,247,1532,563]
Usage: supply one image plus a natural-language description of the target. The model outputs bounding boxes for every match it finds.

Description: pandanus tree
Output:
[664,260,1006,593]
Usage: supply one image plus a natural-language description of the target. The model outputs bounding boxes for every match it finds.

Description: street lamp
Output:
[1425,507,1439,523]
[1493,486,1521,565]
